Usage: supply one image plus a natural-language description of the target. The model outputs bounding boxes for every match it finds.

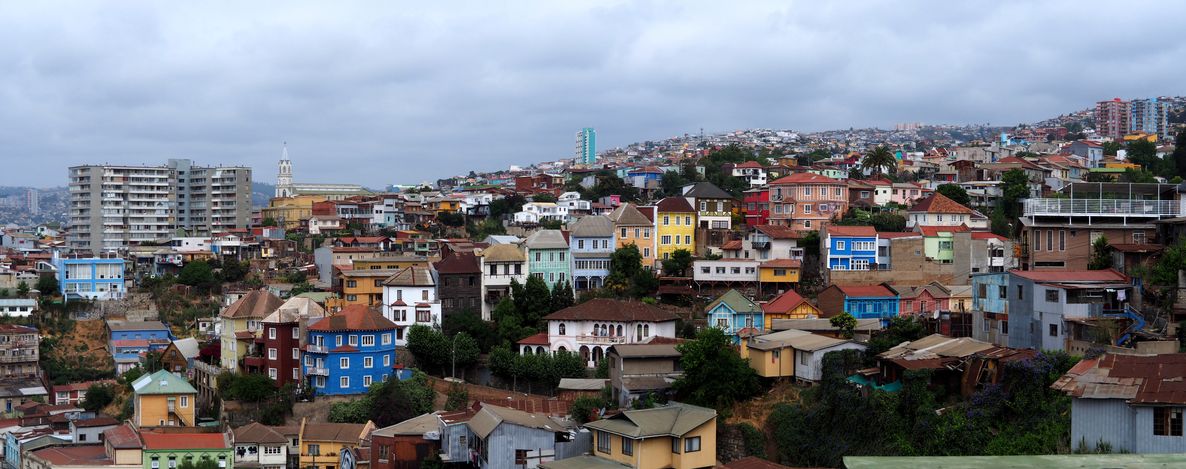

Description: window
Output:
[621,228,627,238]
[836,241,846,250]
[596,430,611,453]
[346,294,357,301]
[340,376,350,388]
[364,375,373,387]
[1059,230,1066,251]
[622,437,634,455]
[672,437,681,454]
[803,187,812,196]
[180,396,188,408]
[384,355,391,367]
[362,335,375,346]
[685,216,691,225]
[268,348,277,360]
[685,436,702,452]
[939,240,953,250]
[998,285,1007,299]
[382,333,392,345]
[293,348,300,359]
[1046,230,1053,252]
[1046,289,1060,302]
[803,204,812,214]
[268,368,277,379]
[1018,286,1024,300]
[578,240,585,249]
[1154,407,1183,436]
[268,327,276,339]
[1001,320,1009,334]
[661,235,671,245]
[1049,324,1058,337]
[340,357,350,368]
[663,216,670,225]
[349,335,358,346]
[799,351,808,365]
[309,444,320,456]
[559,323,566,335]
[293,328,299,339]
[684,235,691,245]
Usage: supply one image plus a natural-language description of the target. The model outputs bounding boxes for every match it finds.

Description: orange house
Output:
[760,290,820,329]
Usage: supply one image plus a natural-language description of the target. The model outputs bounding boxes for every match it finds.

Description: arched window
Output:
[601,324,609,336]
[537,346,546,355]
[559,323,566,336]
[636,325,643,341]
[644,324,650,337]
[592,324,599,336]
[616,325,623,337]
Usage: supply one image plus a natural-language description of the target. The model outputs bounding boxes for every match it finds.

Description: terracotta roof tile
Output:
[759,259,802,269]
[836,285,896,297]
[827,225,877,237]
[517,332,550,346]
[656,197,695,213]
[754,225,805,239]
[220,290,284,319]
[543,299,678,323]
[307,305,397,332]
[141,431,228,450]
[908,193,975,215]
[770,172,841,185]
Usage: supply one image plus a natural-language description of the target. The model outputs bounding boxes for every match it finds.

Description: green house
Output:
[141,431,233,469]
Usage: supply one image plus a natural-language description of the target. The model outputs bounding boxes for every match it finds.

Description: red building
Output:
[743,188,770,227]
[247,298,327,388]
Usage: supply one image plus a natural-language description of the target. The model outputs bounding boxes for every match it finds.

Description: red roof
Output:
[234,331,256,340]
[917,225,971,237]
[754,225,804,239]
[111,339,150,348]
[543,299,678,323]
[971,232,1007,241]
[836,285,896,297]
[30,445,111,466]
[908,193,974,215]
[656,197,695,213]
[308,304,397,332]
[433,251,481,274]
[721,240,743,251]
[827,225,876,237]
[141,431,228,450]
[735,161,763,169]
[760,259,802,269]
[762,290,811,314]
[877,231,918,239]
[517,332,550,346]
[1009,269,1127,283]
[770,172,841,185]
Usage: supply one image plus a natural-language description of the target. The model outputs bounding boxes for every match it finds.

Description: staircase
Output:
[1102,304,1147,347]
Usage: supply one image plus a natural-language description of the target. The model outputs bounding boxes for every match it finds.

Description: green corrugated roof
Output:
[132,370,198,396]
[705,289,761,314]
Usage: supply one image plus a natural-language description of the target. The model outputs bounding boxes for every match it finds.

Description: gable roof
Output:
[655,197,695,213]
[479,244,525,263]
[372,413,442,437]
[544,299,678,323]
[141,431,228,450]
[908,193,975,215]
[433,252,481,274]
[1053,353,1186,404]
[748,329,854,352]
[307,305,396,332]
[524,229,569,249]
[264,297,328,324]
[132,370,197,396]
[220,290,284,319]
[770,172,841,185]
[169,338,201,360]
[382,266,435,287]
[762,290,813,314]
[608,204,654,226]
[706,289,762,314]
[835,285,896,298]
[682,182,735,200]
[301,421,372,443]
[569,215,615,238]
[233,422,288,444]
[917,224,971,237]
[609,343,681,359]
[583,402,716,439]
[467,404,571,439]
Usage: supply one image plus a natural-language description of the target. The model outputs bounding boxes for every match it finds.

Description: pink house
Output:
[889,182,934,206]
[891,284,950,318]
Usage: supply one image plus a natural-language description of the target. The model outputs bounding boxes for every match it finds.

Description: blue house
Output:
[818,284,899,322]
[53,254,126,302]
[971,272,1011,345]
[825,225,878,271]
[706,289,764,343]
[106,320,174,373]
[304,304,398,395]
[568,215,615,291]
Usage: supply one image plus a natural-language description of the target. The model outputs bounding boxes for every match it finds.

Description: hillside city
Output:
[2,95,1186,469]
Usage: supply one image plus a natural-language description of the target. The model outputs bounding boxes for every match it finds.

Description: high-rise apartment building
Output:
[576,127,596,165]
[1129,98,1170,140]
[1094,98,1130,140]
[68,160,251,252]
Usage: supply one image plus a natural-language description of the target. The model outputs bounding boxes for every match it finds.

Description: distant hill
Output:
[252,182,275,208]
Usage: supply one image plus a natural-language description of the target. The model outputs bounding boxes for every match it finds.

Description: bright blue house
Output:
[568,215,615,291]
[819,285,899,322]
[706,289,764,343]
[106,320,174,373]
[303,304,398,396]
[53,254,126,302]
[825,225,878,271]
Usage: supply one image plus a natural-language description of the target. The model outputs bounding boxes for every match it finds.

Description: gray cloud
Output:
[0,0,1182,187]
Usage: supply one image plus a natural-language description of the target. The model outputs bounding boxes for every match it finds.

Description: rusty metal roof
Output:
[1052,354,1186,405]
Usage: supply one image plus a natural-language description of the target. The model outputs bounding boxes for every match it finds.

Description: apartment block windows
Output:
[1059,230,1066,251]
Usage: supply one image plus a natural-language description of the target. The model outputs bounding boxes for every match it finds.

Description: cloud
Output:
[0,0,1182,187]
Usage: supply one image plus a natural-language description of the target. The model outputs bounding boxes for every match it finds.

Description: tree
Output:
[80,383,115,412]
[16,281,28,298]
[861,146,897,177]
[445,383,469,411]
[829,313,857,339]
[261,217,278,227]
[289,282,314,297]
[936,184,972,207]
[522,275,553,326]
[990,207,1011,237]
[450,332,480,376]
[868,212,907,232]
[406,325,450,373]
[1000,169,1030,220]
[1102,141,1122,156]
[442,309,498,353]
[1119,168,1157,183]
[1173,129,1186,179]
[217,372,277,402]
[531,193,557,203]
[1089,236,1113,270]
[178,261,217,292]
[661,249,694,277]
[673,328,760,410]
[36,275,58,297]
[437,212,465,227]
[866,316,928,358]
[550,281,574,313]
[220,259,249,283]
[660,171,690,198]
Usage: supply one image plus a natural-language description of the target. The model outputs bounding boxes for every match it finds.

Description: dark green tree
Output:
[1000,169,1030,220]
[1088,236,1113,270]
[1102,141,1122,155]
[829,312,857,339]
[550,281,574,313]
[35,275,59,297]
[672,328,760,410]
[16,281,29,298]
[80,383,116,412]
[522,275,553,326]
[406,325,449,373]
[1173,130,1186,179]
[177,459,220,469]
[220,259,249,283]
[866,316,928,358]
[261,217,278,227]
[661,249,694,277]
[178,261,217,292]
[936,183,972,207]
[441,309,498,353]
[990,206,1012,237]
[531,193,557,203]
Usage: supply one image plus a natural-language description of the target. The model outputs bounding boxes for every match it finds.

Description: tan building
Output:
[609,203,656,265]
[131,370,198,428]
[546,403,717,469]
[262,195,327,230]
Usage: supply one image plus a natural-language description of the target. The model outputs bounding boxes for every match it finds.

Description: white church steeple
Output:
[276,142,293,198]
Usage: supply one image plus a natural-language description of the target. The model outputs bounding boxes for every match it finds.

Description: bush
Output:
[81,383,116,412]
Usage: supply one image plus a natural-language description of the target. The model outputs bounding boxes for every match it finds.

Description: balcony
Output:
[242,356,265,368]
[307,367,329,376]
[1023,198,1179,218]
[575,335,629,345]
[306,344,327,353]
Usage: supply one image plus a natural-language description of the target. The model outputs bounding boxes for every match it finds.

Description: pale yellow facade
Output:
[763,303,820,330]
[262,195,328,229]
[592,418,716,469]
[220,317,255,369]
[748,347,795,378]
[136,392,196,427]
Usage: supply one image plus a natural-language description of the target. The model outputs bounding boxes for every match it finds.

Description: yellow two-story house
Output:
[262,194,328,230]
[761,290,820,329]
[758,259,801,292]
[220,289,284,371]
[131,370,197,428]
[609,203,656,267]
[655,198,696,270]
[546,403,717,469]
[297,417,374,469]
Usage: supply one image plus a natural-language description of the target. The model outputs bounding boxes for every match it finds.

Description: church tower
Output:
[276,143,293,198]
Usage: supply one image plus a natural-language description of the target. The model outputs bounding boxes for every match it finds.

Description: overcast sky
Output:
[2,1,1183,188]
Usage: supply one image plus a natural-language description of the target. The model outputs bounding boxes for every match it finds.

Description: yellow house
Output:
[103,423,145,465]
[219,289,284,370]
[339,269,396,306]
[947,285,972,313]
[760,290,820,330]
[758,259,801,285]
[262,195,327,230]
[563,403,717,469]
[609,203,657,266]
[426,196,462,213]
[654,198,696,270]
[746,329,863,381]
[297,418,375,468]
[131,370,198,428]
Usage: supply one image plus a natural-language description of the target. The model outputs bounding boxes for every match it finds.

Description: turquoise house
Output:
[524,229,571,288]
[705,289,764,344]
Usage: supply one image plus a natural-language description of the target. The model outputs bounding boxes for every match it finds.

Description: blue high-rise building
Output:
[576,127,596,165]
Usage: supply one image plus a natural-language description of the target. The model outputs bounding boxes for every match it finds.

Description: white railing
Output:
[1023,198,1179,217]
[307,367,329,376]
[306,344,327,353]
[575,335,629,345]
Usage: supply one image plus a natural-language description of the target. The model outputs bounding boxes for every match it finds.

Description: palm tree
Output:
[861,146,897,178]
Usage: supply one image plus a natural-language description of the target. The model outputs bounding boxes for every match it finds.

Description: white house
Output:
[692,259,759,284]
[540,299,679,367]
[233,422,289,469]
[477,244,527,320]
[906,193,990,229]
[380,266,441,346]
[513,203,570,224]
[731,161,768,187]
[308,215,344,235]
[0,299,36,318]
